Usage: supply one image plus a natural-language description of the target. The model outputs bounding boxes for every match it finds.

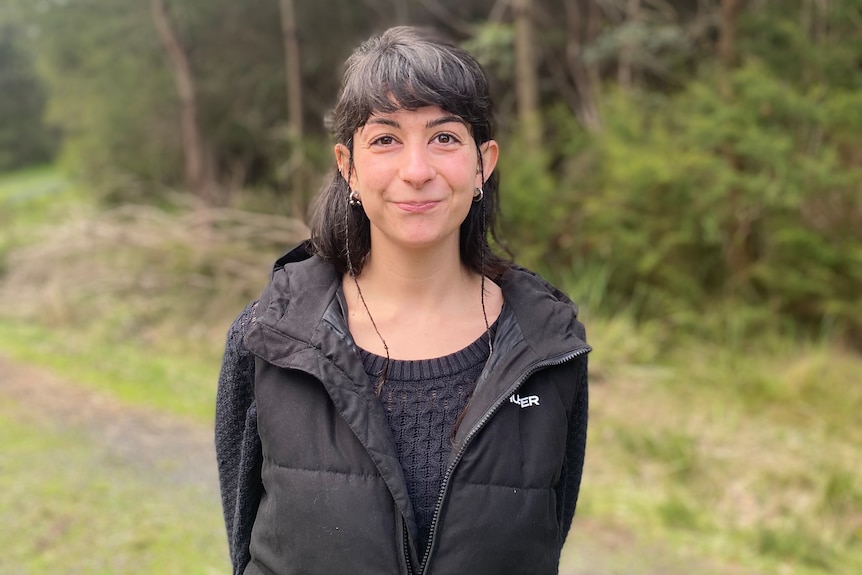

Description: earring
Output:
[473,187,484,202]
[348,189,362,207]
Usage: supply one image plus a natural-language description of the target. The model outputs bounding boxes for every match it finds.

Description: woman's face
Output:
[336,105,498,257]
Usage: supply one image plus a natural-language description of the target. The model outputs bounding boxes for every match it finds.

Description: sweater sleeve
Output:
[215,302,263,575]
[556,353,589,545]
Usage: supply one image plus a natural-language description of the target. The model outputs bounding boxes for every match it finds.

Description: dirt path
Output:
[0,354,218,495]
[0,354,750,575]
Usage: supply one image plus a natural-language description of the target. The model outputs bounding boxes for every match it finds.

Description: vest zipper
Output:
[401,515,415,575]
[417,346,590,575]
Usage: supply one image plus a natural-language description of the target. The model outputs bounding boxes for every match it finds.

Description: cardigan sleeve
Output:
[215,302,263,575]
[556,353,589,545]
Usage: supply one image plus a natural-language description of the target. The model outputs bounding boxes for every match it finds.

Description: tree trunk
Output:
[565,0,602,132]
[717,0,753,283]
[513,0,542,148]
[150,0,210,202]
[278,0,303,139]
[718,0,746,67]
[618,0,642,89]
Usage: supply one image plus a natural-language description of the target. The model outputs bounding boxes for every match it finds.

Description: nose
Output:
[399,142,435,188]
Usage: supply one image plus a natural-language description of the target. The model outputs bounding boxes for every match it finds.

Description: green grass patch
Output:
[0,408,228,575]
[0,319,221,423]
[0,167,90,274]
[0,165,66,200]
[579,317,862,574]
[0,166,87,227]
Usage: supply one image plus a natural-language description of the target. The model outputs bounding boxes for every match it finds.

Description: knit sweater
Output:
[359,323,494,559]
[216,302,261,573]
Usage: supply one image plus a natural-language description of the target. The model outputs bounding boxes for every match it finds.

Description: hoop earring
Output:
[348,189,362,207]
[473,187,484,203]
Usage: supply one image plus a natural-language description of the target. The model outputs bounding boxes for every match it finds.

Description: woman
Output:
[216,26,590,575]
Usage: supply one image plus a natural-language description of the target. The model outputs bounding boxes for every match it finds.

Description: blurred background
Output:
[0,0,860,573]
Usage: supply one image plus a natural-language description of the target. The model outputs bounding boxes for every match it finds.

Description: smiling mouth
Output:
[394,201,440,213]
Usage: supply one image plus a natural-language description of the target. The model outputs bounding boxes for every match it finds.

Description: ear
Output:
[334,143,354,186]
[476,140,499,187]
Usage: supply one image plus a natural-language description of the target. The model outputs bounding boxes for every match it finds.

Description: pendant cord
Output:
[479,275,493,365]
[345,208,390,395]
[478,148,493,358]
[352,272,390,396]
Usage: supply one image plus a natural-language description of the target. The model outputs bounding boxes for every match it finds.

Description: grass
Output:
[573,316,862,575]
[0,319,222,423]
[0,405,228,575]
[0,165,70,204]
[0,166,88,247]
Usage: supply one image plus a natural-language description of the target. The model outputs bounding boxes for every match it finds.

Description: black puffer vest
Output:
[243,246,589,575]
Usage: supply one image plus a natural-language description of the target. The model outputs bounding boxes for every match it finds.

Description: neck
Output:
[358,237,475,306]
[343,234,501,361]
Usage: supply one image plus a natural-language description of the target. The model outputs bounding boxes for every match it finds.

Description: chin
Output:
[397,232,455,251]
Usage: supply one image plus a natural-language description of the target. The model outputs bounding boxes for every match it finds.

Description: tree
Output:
[513,0,541,147]
[279,0,303,140]
[150,0,212,202]
[617,0,642,88]
[718,0,747,67]
[563,0,602,132]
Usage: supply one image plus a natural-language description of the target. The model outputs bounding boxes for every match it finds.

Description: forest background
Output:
[0,0,860,574]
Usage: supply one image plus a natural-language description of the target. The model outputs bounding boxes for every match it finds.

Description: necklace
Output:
[346,269,493,395]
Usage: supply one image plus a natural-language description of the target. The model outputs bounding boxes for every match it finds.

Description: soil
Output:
[0,354,751,575]
[0,354,217,495]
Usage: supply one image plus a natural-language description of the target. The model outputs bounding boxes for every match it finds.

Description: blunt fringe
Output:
[309,26,509,278]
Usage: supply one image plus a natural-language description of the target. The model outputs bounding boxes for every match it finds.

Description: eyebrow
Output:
[426,115,467,129]
[364,115,467,129]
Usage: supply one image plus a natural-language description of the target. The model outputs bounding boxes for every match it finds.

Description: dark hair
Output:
[309,26,509,278]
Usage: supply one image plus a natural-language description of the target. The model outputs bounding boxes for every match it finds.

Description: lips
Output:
[394,201,441,213]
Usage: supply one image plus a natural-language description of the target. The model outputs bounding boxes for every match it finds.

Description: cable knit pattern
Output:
[215,302,261,575]
[558,354,589,543]
[358,328,493,559]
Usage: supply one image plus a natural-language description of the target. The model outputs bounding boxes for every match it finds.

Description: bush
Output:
[510,62,862,346]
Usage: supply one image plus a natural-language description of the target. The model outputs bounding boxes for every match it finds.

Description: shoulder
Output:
[499,265,588,347]
[255,248,341,337]
[219,302,259,384]
[226,301,258,351]
[500,265,578,309]
[499,265,581,321]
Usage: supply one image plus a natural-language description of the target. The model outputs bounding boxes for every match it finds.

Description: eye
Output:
[370,135,396,146]
[433,133,461,145]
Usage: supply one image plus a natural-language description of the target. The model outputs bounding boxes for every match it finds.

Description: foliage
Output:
[496,1,862,345]
[564,63,862,341]
[6,0,411,201]
[11,0,183,198]
[0,24,57,170]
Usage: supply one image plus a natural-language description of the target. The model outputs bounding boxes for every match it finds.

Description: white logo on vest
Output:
[509,393,540,408]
